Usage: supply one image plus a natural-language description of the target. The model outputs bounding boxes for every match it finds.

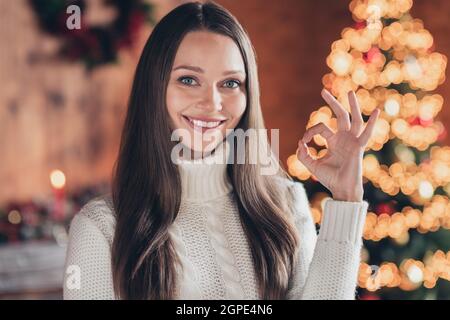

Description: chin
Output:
[190,141,220,154]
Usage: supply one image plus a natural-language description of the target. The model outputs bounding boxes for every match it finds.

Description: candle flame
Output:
[50,169,66,189]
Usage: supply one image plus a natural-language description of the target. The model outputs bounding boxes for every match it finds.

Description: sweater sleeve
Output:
[63,212,115,300]
[286,181,368,300]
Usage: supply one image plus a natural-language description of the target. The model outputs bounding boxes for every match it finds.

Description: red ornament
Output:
[437,126,447,142]
[360,293,380,300]
[354,21,367,30]
[375,202,395,216]
[30,0,153,69]
[115,11,146,50]
[364,47,382,63]
[408,117,421,126]
[419,118,433,127]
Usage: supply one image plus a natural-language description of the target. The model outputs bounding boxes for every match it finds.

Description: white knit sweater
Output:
[63,143,369,300]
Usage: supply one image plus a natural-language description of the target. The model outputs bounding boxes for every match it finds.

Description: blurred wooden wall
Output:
[1,0,449,205]
[0,0,183,204]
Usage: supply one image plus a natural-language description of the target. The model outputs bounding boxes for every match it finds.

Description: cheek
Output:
[166,85,184,115]
[223,93,246,125]
[166,84,192,129]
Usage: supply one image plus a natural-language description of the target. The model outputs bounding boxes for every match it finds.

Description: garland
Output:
[29,0,154,69]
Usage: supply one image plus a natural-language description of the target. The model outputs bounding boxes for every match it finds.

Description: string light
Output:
[292,87,444,152]
[290,146,450,200]
[358,250,450,291]
[288,0,450,294]
[314,0,447,150]
[384,98,400,117]
[304,193,450,241]
[362,147,450,198]
[418,180,434,199]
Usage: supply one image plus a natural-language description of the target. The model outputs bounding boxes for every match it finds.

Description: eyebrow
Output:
[172,65,245,76]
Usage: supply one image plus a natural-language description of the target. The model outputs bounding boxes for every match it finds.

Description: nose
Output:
[197,85,223,112]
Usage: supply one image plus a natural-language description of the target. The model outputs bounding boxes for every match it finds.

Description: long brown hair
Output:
[111,0,299,300]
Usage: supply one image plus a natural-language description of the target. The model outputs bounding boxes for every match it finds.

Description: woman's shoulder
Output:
[271,175,307,196]
[70,193,116,245]
[271,175,311,219]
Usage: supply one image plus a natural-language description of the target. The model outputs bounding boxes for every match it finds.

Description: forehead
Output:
[173,30,245,73]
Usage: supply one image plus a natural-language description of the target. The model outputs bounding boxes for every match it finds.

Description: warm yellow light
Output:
[8,210,21,224]
[419,102,434,121]
[329,51,353,76]
[384,98,400,116]
[407,264,424,284]
[363,154,379,172]
[394,145,415,163]
[394,231,410,245]
[404,55,423,79]
[352,68,368,85]
[50,169,66,189]
[406,30,433,50]
[418,180,434,199]
[392,119,408,135]
[384,61,403,84]
[432,161,449,182]
[373,118,390,143]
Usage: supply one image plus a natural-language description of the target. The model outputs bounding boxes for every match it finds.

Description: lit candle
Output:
[50,169,66,221]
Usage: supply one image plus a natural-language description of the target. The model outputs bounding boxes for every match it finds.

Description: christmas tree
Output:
[287,0,450,299]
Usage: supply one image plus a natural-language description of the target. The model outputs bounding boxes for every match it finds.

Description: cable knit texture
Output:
[63,141,369,300]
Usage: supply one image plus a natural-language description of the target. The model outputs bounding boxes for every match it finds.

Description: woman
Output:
[63,1,379,300]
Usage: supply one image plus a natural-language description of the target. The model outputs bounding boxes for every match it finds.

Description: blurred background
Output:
[0,0,449,299]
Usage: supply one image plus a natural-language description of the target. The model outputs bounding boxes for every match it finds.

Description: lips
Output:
[182,115,227,132]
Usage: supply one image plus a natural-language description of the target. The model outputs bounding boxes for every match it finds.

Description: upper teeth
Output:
[189,118,222,128]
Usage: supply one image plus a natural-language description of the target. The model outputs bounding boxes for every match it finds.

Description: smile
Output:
[182,115,227,131]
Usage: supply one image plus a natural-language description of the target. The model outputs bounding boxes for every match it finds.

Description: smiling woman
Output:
[63,0,371,300]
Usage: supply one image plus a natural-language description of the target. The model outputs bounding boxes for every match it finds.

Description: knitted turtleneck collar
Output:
[176,140,234,201]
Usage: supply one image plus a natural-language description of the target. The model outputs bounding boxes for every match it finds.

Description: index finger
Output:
[321,89,351,132]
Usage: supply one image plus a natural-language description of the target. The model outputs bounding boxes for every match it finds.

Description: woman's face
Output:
[166,30,247,156]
